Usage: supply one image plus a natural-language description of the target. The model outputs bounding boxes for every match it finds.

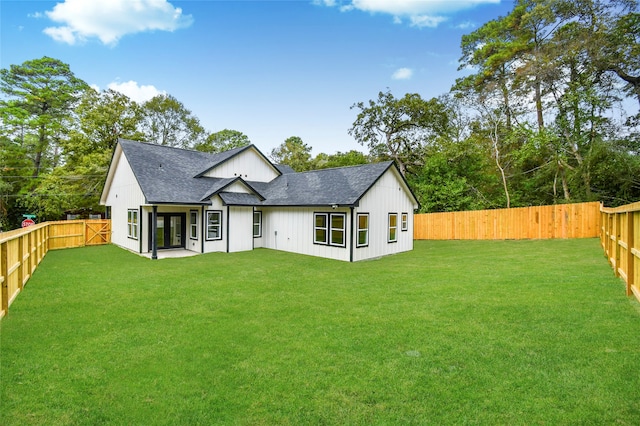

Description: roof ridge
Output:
[119,138,251,158]
[291,160,392,175]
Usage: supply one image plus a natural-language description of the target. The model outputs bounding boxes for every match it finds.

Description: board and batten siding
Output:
[201,148,279,182]
[261,207,352,262]
[104,151,146,253]
[226,181,249,193]
[353,168,416,261]
[228,206,254,252]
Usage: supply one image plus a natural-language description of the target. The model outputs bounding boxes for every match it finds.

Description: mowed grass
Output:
[1,239,640,425]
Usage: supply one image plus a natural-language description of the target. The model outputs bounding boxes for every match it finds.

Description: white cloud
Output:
[42,0,193,46]
[108,81,165,103]
[312,0,337,6]
[454,21,477,30]
[320,0,499,28]
[392,68,413,80]
[409,15,447,28]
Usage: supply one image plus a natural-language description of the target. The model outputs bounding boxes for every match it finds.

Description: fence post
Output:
[614,213,621,277]
[18,235,24,290]
[1,242,8,317]
[627,211,635,297]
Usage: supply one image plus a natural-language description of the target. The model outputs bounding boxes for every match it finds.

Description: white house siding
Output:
[224,181,252,194]
[352,168,416,262]
[104,152,146,253]
[262,207,351,262]
[228,206,254,252]
[202,148,279,182]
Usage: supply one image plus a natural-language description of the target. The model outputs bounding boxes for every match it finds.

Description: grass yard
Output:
[1,239,640,425]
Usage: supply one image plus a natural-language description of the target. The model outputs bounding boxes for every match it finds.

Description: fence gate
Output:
[85,220,111,246]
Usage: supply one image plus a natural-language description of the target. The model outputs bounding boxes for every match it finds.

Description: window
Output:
[253,211,262,238]
[190,210,198,239]
[388,213,398,243]
[314,213,328,244]
[401,212,408,231]
[127,209,138,240]
[356,213,369,248]
[314,212,346,247]
[206,211,222,240]
[330,214,345,247]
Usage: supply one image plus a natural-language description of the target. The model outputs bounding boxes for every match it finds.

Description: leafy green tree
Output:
[0,56,89,177]
[22,88,146,221]
[63,88,144,160]
[0,136,33,229]
[349,91,450,176]
[311,150,369,169]
[194,129,250,153]
[140,94,205,148]
[582,2,640,109]
[269,136,312,172]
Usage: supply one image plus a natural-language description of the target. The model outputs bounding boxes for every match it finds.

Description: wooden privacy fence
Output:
[414,202,601,240]
[601,201,640,303]
[0,219,111,318]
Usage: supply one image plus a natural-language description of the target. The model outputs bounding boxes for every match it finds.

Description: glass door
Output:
[156,216,165,248]
[170,216,182,247]
[149,213,186,250]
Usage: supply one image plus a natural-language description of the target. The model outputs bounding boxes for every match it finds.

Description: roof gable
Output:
[195,145,280,181]
[200,177,265,202]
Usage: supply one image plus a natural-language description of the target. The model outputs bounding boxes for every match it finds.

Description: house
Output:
[100,139,419,262]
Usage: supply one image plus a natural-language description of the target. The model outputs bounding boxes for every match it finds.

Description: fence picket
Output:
[414,202,601,241]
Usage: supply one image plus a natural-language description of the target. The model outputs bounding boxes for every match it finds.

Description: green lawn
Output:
[1,240,640,425]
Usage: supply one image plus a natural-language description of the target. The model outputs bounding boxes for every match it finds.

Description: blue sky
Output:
[1,0,514,155]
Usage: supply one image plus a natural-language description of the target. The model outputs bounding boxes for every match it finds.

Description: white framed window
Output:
[206,211,222,241]
[401,212,408,231]
[190,210,198,240]
[330,213,346,247]
[253,211,262,238]
[388,213,398,243]
[314,213,328,244]
[314,212,346,247]
[127,209,138,240]
[356,213,369,248]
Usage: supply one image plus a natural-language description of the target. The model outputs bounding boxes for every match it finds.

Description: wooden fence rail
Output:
[601,202,640,303]
[414,202,601,240]
[0,219,111,318]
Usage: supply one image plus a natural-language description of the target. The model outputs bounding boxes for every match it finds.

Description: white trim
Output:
[356,213,369,248]
[388,213,398,243]
[206,210,222,241]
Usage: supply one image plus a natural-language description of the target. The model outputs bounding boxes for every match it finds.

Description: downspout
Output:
[139,206,143,254]
[350,207,354,263]
[226,205,230,253]
[151,205,158,260]
[201,206,205,254]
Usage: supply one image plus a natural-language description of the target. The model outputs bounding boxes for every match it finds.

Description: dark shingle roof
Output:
[219,192,264,206]
[274,164,296,174]
[256,162,394,206]
[119,139,218,204]
[116,139,402,207]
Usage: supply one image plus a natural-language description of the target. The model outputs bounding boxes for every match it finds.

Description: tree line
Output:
[1,0,638,230]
